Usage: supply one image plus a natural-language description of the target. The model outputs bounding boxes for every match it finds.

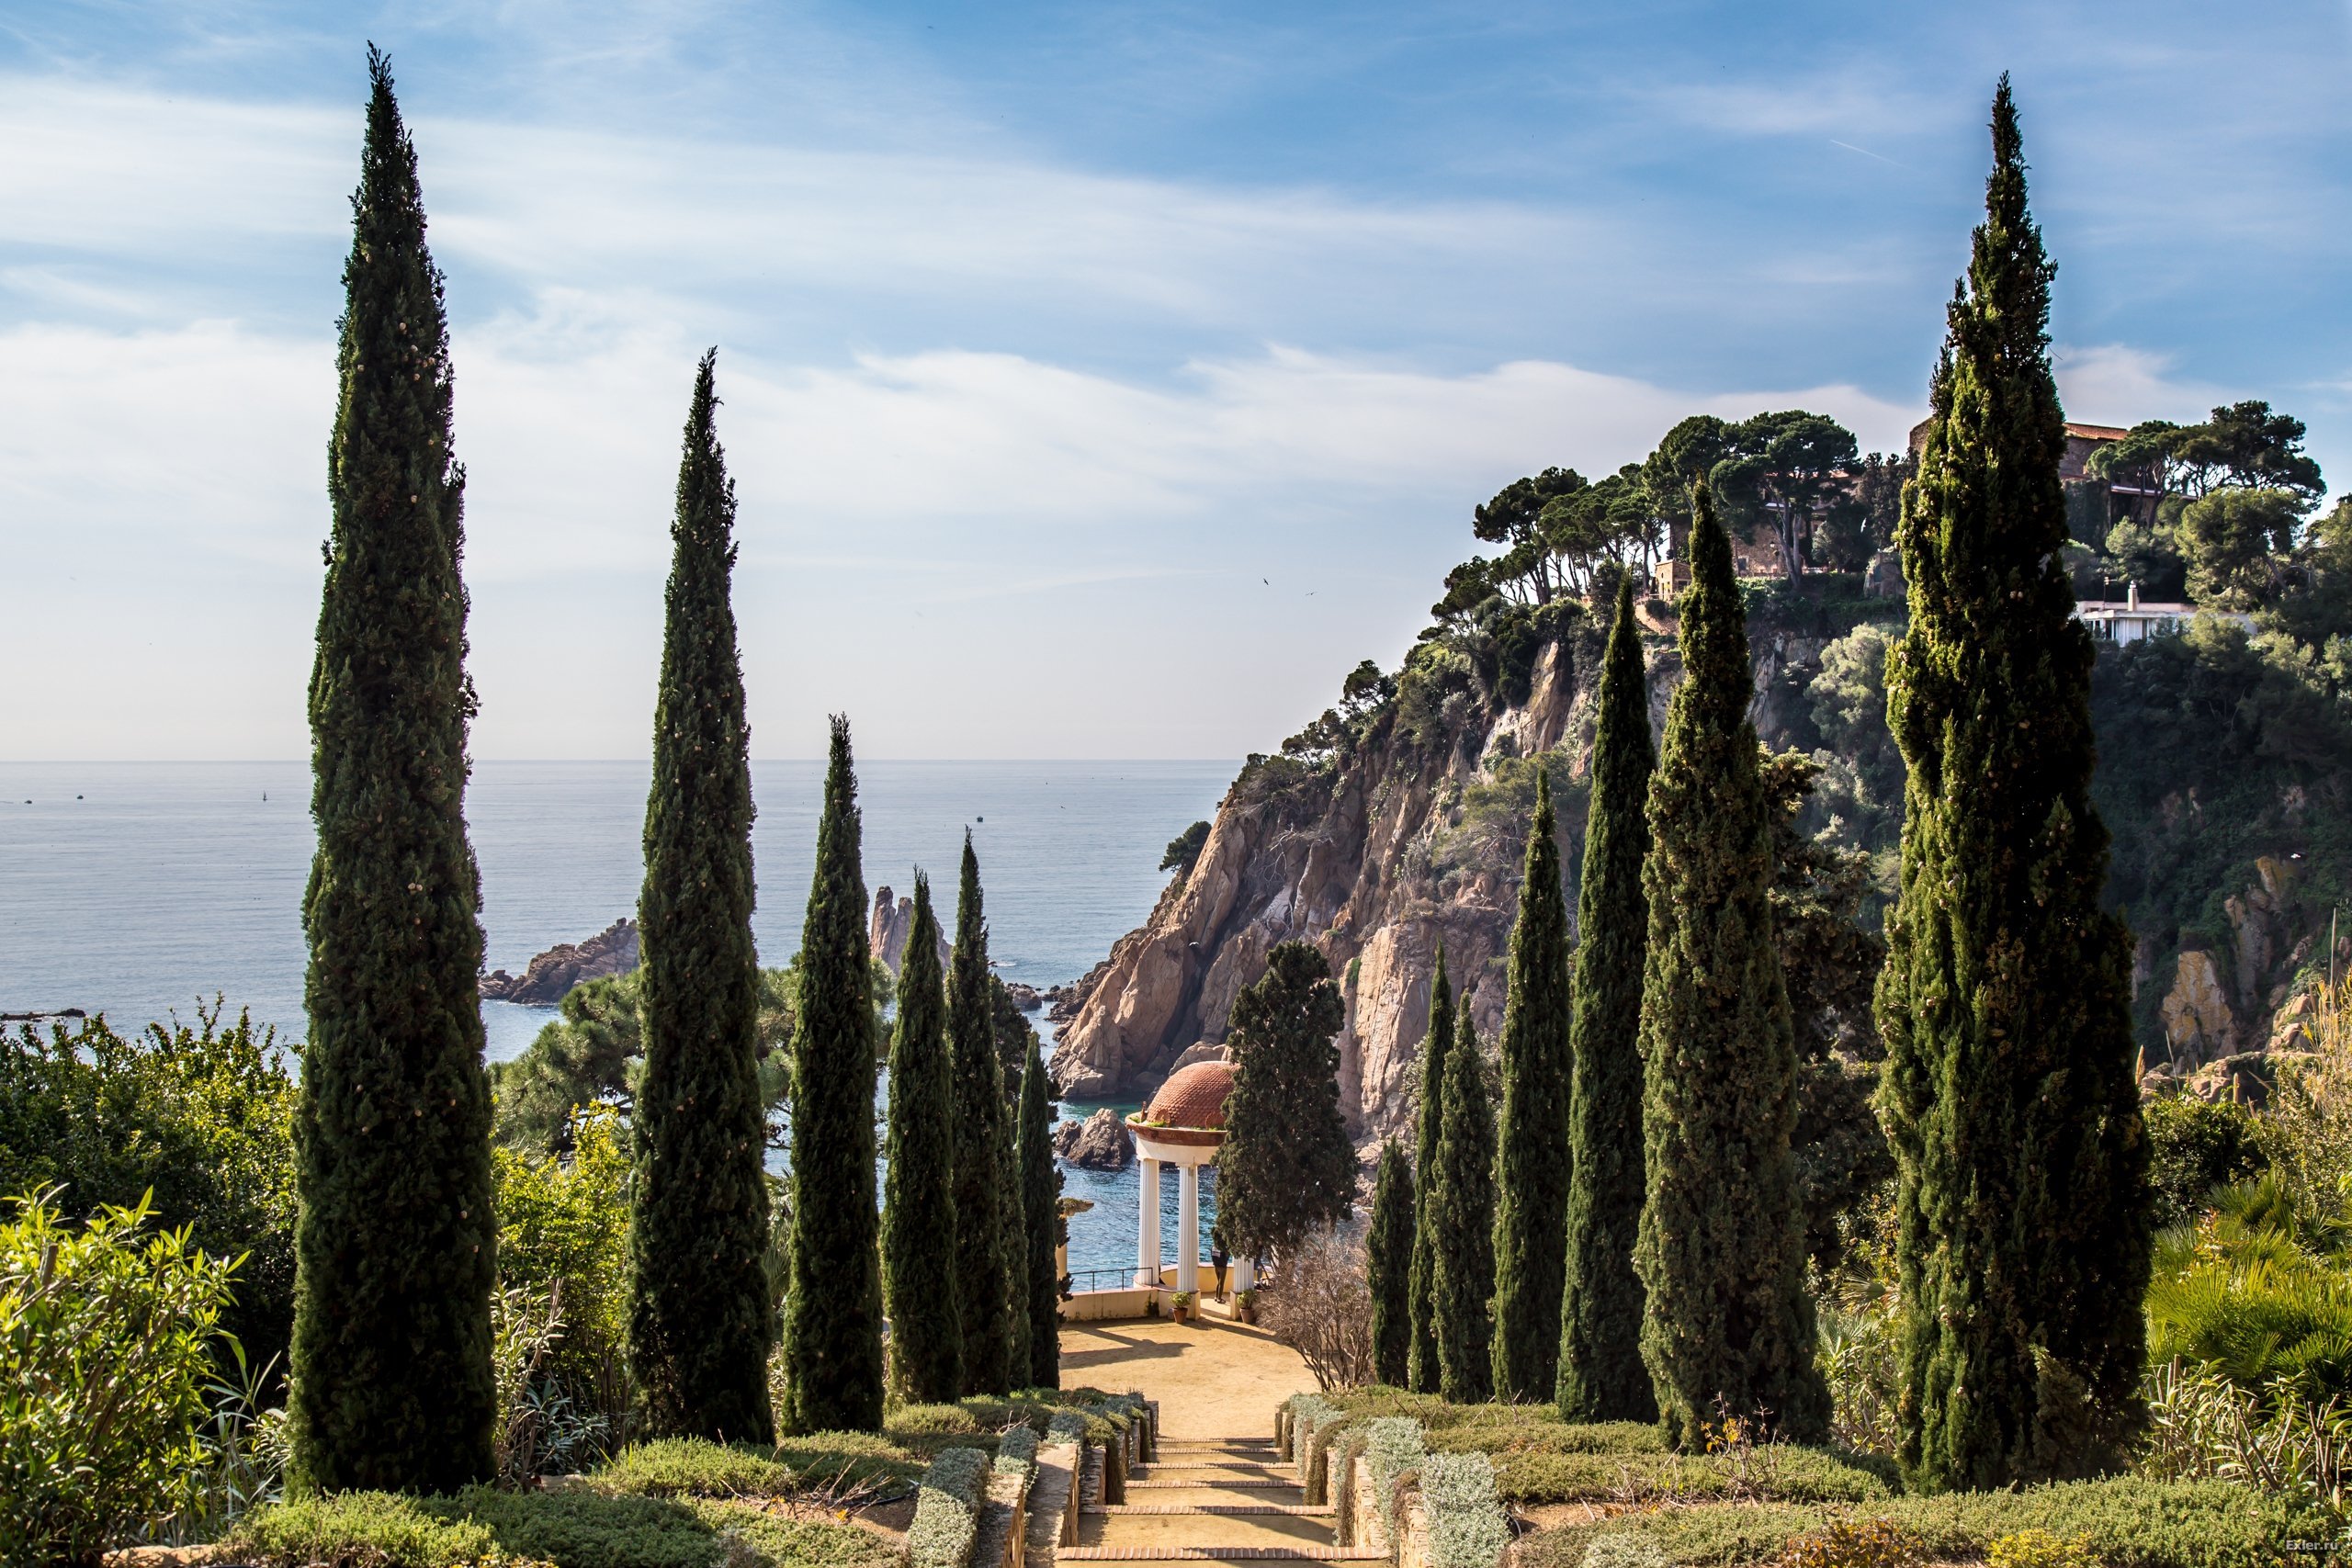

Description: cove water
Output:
[0,759,1233,1276]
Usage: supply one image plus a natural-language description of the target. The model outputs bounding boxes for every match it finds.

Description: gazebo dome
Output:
[1140,1059,1236,1132]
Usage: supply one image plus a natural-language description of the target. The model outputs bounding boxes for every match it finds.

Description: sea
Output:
[0,759,1235,1280]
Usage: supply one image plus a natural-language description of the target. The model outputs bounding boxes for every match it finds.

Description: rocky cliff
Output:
[868,886,953,976]
[481,919,639,1004]
[1050,628,1619,1150]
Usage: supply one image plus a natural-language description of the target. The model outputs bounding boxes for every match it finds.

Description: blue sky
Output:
[3,0,2346,759]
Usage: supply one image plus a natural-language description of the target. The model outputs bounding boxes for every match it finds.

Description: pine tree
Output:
[1634,480,1828,1448]
[1492,769,1575,1401]
[781,716,886,1433]
[627,349,773,1443]
[1016,1030,1063,1390]
[1367,1141,1415,1387]
[882,874,961,1404]
[1408,945,1454,1393]
[949,834,1017,1394]
[288,47,496,1494]
[1214,942,1354,1263]
[1558,577,1657,1423]
[1431,1010,1495,1404]
[1878,78,2148,1490]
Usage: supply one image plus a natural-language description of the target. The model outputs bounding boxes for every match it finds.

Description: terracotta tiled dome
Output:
[1141,1060,1236,1131]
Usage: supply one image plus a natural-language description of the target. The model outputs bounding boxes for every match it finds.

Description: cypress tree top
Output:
[782,716,886,1433]
[1558,576,1657,1424]
[883,873,962,1404]
[1492,768,1576,1402]
[1408,943,1453,1394]
[628,348,774,1444]
[948,832,1017,1395]
[1879,78,2147,1489]
[1431,1009,1496,1405]
[289,44,496,1495]
[1367,1140,1416,1389]
[1634,479,1827,1448]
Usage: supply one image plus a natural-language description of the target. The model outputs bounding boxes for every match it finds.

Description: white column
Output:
[1177,1162,1200,1294]
[1233,1256,1256,1292]
[1136,1158,1161,1288]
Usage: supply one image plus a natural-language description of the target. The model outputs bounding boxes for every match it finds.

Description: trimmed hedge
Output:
[996,1424,1041,1478]
[1420,1451,1510,1568]
[1518,1476,2328,1568]
[1481,1446,1891,1506]
[907,1446,992,1568]
[594,1439,798,1498]
[226,1487,897,1568]
[1045,1409,1091,1449]
[1425,1420,1664,1458]
[227,1492,504,1568]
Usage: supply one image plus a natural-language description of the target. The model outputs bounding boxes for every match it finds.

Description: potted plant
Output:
[1233,1287,1258,1325]
[1171,1290,1195,1324]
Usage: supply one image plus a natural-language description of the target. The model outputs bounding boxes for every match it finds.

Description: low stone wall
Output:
[976,1398,1156,1568]
[1059,1288,1158,1322]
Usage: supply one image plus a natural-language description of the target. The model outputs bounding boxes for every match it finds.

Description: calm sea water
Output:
[0,758,1232,1274]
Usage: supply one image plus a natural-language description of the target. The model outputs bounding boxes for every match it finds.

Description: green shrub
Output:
[1519,1475,2320,1568]
[1579,1537,1667,1568]
[1,1188,243,1567]
[494,1104,631,1428]
[1483,1446,1891,1506]
[1420,1451,1510,1568]
[1358,1416,1425,1543]
[594,1439,799,1498]
[772,1431,928,1490]
[1428,1420,1666,1457]
[894,1403,984,1436]
[229,1488,896,1568]
[226,1491,505,1568]
[1045,1409,1091,1449]
[995,1425,1040,1477]
[906,1447,990,1568]
[2144,1096,2267,1231]
[1985,1529,2102,1568]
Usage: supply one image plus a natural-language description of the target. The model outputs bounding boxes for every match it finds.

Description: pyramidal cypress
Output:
[1634,480,1828,1447]
[1431,1010,1496,1404]
[782,716,885,1433]
[1367,1140,1416,1387]
[1491,768,1575,1401]
[627,350,773,1443]
[882,874,962,1404]
[1879,78,2148,1490]
[288,47,496,1494]
[1015,1030,1063,1389]
[949,833,1017,1394]
[1558,576,1657,1423]
[1407,944,1454,1393]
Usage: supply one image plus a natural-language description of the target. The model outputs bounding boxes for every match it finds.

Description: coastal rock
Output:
[481,919,639,1005]
[1002,981,1044,1012]
[868,886,952,976]
[1052,1108,1135,1170]
[2161,950,2235,1069]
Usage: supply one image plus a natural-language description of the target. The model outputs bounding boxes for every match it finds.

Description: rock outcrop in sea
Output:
[1052,1108,1136,1170]
[869,886,954,976]
[481,919,639,1004]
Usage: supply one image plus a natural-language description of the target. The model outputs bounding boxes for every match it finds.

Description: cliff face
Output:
[1050,634,1608,1146]
[481,919,639,1004]
[868,886,952,976]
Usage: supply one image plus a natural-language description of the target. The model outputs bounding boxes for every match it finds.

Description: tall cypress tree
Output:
[882,874,961,1404]
[627,350,773,1443]
[949,834,1016,1394]
[1491,769,1575,1401]
[288,47,496,1495]
[1879,79,2148,1490]
[1431,1010,1496,1404]
[1015,1032,1063,1390]
[1634,480,1827,1448]
[1558,577,1657,1423]
[782,717,886,1433]
[1408,944,1454,1393]
[1215,943,1355,1261]
[1367,1140,1415,1388]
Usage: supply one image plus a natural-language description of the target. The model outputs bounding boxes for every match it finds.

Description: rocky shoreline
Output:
[481,918,639,1005]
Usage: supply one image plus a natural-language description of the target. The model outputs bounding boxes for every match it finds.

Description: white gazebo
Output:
[1125,1060,1254,1296]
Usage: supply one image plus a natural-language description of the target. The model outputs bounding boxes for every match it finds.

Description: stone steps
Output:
[1058,1551,1385,1562]
[1071,1436,1344,1562]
